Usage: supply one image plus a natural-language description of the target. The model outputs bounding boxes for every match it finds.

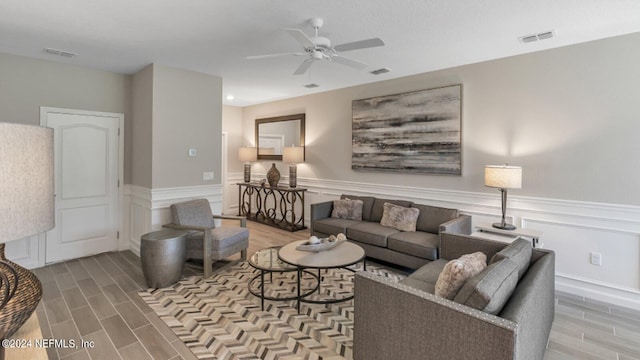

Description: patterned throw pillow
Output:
[331,199,364,221]
[379,202,420,232]
[435,252,487,300]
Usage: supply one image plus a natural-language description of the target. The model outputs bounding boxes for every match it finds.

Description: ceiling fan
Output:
[246,17,385,75]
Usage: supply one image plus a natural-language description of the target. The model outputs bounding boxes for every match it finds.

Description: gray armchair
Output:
[164,199,249,277]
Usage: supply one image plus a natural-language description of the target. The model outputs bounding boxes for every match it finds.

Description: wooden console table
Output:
[237,183,307,232]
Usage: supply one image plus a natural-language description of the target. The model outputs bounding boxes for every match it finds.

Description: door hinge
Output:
[117,128,120,136]
[117,180,120,187]
[117,231,120,239]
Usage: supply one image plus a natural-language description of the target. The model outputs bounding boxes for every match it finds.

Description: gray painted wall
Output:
[0,52,132,183]
[131,64,154,188]
[241,32,640,206]
[151,64,222,188]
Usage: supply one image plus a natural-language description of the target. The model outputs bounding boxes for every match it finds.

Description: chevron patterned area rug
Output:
[139,261,405,360]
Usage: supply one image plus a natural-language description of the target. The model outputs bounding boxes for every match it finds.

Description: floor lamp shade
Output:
[484,165,522,230]
[0,123,54,344]
[0,123,55,242]
[283,146,304,188]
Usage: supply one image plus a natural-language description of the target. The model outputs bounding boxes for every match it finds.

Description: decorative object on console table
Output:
[484,164,522,230]
[283,146,304,188]
[237,182,307,231]
[0,123,54,360]
[238,147,257,183]
[266,163,281,187]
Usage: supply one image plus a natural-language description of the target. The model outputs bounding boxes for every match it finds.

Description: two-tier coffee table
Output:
[278,240,366,313]
[248,246,319,310]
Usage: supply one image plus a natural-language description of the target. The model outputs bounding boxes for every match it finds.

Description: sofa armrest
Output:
[310,200,334,234]
[440,214,472,235]
[354,272,517,360]
[212,214,247,227]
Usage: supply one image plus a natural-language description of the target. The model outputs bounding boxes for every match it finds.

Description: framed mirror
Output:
[255,113,305,161]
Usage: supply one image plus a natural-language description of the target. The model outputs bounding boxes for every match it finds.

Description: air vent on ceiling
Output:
[518,30,555,44]
[304,83,319,88]
[44,48,77,57]
[370,68,391,75]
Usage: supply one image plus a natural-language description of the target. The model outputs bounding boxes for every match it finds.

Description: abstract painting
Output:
[352,84,461,175]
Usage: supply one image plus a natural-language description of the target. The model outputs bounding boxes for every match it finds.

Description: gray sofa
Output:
[310,195,471,269]
[354,232,555,360]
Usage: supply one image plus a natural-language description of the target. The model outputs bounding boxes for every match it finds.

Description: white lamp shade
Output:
[484,165,522,189]
[238,147,257,162]
[0,123,55,243]
[283,146,304,164]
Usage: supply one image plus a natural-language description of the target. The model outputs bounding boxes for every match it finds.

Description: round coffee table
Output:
[278,240,366,313]
[247,247,319,310]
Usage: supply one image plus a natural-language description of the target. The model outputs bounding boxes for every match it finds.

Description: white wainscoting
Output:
[223,173,640,310]
[4,234,42,269]
[126,184,223,256]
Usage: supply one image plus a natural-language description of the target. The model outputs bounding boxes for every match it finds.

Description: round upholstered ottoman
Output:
[140,229,188,288]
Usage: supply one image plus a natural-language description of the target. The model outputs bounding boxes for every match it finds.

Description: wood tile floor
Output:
[31,221,640,359]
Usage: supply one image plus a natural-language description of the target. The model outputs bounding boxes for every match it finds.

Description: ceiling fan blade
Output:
[246,52,305,60]
[330,55,368,70]
[284,28,315,50]
[294,58,314,75]
[333,38,385,52]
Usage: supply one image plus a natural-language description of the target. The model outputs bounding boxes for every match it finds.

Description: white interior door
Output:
[41,108,122,263]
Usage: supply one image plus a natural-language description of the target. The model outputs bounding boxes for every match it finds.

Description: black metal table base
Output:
[294,259,366,313]
[248,270,319,311]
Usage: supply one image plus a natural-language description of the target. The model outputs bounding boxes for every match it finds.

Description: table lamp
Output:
[238,147,257,183]
[0,123,54,357]
[484,164,522,230]
[283,146,304,188]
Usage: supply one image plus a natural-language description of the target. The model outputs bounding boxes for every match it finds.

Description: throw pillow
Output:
[490,238,532,280]
[435,252,487,300]
[331,199,364,221]
[453,258,519,315]
[380,202,420,232]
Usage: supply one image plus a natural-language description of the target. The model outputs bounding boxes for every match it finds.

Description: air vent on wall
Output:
[370,68,391,75]
[44,47,77,57]
[518,30,555,44]
[304,83,319,88]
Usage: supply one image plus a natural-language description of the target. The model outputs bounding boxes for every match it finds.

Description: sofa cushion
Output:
[453,258,519,315]
[346,222,400,247]
[411,204,458,234]
[490,238,532,280]
[400,277,436,294]
[341,195,375,222]
[313,218,361,235]
[370,198,413,223]
[406,259,448,285]
[387,231,440,261]
[331,199,364,221]
[435,252,487,300]
[380,202,420,232]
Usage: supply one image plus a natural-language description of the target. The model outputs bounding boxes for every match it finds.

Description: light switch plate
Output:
[203,171,214,181]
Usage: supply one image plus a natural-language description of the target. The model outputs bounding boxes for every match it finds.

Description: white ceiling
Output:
[2,0,640,106]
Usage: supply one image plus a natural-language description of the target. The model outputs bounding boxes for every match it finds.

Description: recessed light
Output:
[304,84,319,88]
[226,95,235,101]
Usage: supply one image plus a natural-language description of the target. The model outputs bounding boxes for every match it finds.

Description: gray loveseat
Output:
[310,194,471,269]
[354,232,555,360]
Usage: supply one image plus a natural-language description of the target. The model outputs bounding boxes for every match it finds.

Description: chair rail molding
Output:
[126,184,223,255]
[224,175,640,310]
